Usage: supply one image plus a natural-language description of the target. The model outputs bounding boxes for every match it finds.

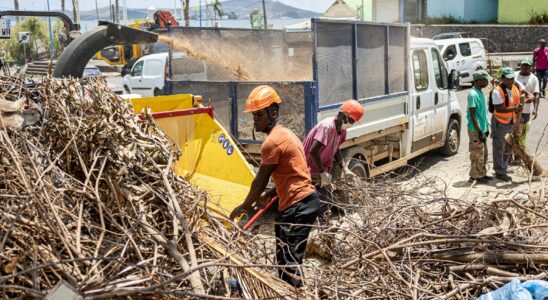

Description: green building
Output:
[498,0,548,23]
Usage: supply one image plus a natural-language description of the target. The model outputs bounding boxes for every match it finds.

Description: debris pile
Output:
[304,173,548,298]
[0,77,293,299]
[1,76,547,299]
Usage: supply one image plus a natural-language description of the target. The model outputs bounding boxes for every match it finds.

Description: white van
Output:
[123,52,207,96]
[435,38,487,83]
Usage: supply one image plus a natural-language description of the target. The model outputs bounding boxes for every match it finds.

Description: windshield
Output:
[83,68,101,78]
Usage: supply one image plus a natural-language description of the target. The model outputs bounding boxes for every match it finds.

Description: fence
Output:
[313,19,409,111]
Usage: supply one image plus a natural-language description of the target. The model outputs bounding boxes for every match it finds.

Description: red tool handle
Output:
[242,196,278,231]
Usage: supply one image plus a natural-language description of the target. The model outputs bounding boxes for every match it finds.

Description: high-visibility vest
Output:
[494,84,520,124]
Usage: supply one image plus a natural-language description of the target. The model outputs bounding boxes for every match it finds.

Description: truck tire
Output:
[348,158,368,179]
[124,85,130,94]
[440,118,460,156]
[154,88,163,96]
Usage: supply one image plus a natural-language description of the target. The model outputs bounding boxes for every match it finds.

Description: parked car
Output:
[432,32,471,40]
[123,52,207,97]
[435,38,487,83]
[82,64,102,78]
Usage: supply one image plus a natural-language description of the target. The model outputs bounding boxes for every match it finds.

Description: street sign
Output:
[18,32,30,44]
[0,19,11,39]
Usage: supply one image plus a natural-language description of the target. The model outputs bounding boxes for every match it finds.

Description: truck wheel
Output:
[124,85,130,94]
[440,119,460,156]
[153,88,163,96]
[348,158,368,179]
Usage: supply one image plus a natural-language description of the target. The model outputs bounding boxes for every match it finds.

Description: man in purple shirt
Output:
[303,100,364,220]
[533,39,548,97]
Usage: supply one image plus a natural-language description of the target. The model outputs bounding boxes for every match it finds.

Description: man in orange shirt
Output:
[230,85,319,287]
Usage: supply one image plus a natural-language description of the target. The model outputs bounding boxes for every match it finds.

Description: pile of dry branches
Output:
[2,75,547,299]
[0,77,295,299]
[303,171,548,299]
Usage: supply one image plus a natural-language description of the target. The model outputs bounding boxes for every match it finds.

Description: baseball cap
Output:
[472,70,492,81]
[520,58,533,66]
[500,67,515,79]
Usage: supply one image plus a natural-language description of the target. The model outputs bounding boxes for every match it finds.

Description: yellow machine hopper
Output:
[131,94,255,216]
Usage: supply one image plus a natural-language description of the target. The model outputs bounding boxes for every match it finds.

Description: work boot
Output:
[496,174,512,182]
[469,177,489,184]
[482,175,493,181]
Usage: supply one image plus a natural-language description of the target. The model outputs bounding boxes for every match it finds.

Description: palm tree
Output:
[183,0,190,26]
[212,0,223,21]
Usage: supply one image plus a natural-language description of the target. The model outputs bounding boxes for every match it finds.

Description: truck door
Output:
[457,42,473,79]
[128,60,145,95]
[442,44,458,74]
[411,49,436,151]
[141,59,164,96]
[431,47,449,143]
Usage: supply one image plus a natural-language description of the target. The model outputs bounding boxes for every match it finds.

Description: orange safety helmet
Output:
[245,85,282,112]
[340,99,364,122]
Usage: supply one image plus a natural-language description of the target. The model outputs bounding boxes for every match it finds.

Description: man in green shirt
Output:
[467,70,492,184]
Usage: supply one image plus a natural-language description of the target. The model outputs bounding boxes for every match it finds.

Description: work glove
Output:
[479,131,487,143]
[342,166,356,179]
[320,172,332,188]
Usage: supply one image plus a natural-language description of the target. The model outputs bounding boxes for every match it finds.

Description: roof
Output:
[434,37,483,47]
[410,37,437,48]
[323,0,359,19]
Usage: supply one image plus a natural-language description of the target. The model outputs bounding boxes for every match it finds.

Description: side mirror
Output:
[449,69,460,90]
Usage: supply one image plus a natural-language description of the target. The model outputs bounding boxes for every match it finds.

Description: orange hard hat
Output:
[245,85,281,112]
[340,99,364,122]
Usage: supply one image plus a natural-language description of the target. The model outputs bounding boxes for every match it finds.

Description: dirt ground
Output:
[407,86,548,202]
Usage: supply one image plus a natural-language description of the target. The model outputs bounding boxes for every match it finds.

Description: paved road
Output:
[410,86,547,200]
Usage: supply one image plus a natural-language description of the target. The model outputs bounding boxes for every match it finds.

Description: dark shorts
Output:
[536,69,548,81]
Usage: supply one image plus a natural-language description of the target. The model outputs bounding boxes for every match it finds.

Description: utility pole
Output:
[115,0,120,23]
[123,0,128,24]
[262,0,267,29]
[174,0,177,19]
[71,0,80,31]
[14,0,20,22]
[95,0,99,22]
[109,0,113,22]
[47,0,54,58]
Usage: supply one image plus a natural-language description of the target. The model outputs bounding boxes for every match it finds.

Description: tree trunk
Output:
[184,0,190,26]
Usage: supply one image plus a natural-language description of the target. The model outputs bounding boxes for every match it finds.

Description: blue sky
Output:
[2,0,333,13]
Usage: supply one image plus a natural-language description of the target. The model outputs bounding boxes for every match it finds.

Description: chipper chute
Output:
[131,94,255,216]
